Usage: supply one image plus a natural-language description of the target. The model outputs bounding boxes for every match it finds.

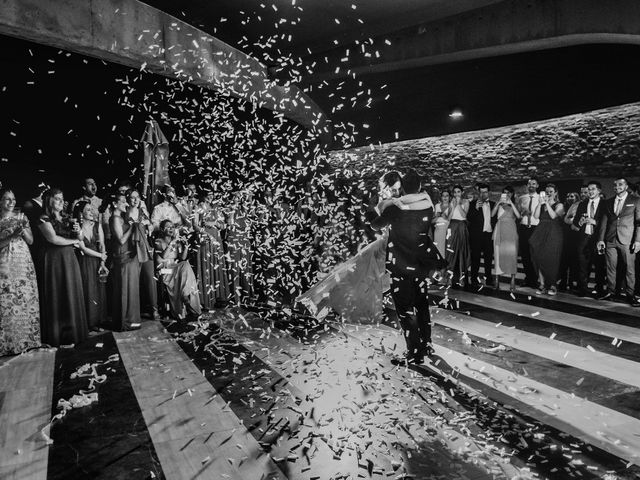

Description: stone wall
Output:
[327,102,640,187]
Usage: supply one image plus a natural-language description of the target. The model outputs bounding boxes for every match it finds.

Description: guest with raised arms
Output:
[110,193,141,331]
[529,183,565,295]
[491,185,520,292]
[445,185,471,288]
[127,188,159,320]
[431,190,450,258]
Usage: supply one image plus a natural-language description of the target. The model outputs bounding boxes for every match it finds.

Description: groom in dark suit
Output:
[597,177,640,307]
[369,169,438,364]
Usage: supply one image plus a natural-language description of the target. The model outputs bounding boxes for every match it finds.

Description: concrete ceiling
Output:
[143,0,640,148]
[144,0,505,58]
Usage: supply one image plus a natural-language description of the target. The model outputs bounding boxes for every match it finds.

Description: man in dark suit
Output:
[572,181,606,297]
[369,169,439,364]
[597,178,640,307]
[467,182,496,288]
[22,182,48,303]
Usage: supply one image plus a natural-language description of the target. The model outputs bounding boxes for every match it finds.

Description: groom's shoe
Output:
[410,355,424,365]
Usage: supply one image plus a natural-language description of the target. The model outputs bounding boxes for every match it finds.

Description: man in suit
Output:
[467,182,496,288]
[517,177,540,288]
[369,169,437,364]
[22,182,48,305]
[597,178,640,307]
[572,181,606,297]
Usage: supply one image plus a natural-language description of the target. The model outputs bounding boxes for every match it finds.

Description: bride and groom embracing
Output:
[297,168,447,365]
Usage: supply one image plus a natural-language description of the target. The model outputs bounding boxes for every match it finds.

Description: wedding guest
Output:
[445,185,471,288]
[180,182,199,226]
[597,178,640,307]
[155,220,202,320]
[70,177,102,221]
[491,186,521,292]
[0,189,41,355]
[467,183,495,287]
[529,184,565,295]
[559,191,581,291]
[22,182,48,299]
[517,177,540,288]
[73,200,108,333]
[102,179,132,241]
[431,190,450,258]
[572,181,605,297]
[151,185,191,232]
[579,184,589,202]
[38,188,88,347]
[110,193,141,331]
[196,191,230,309]
[227,190,255,303]
[127,189,159,319]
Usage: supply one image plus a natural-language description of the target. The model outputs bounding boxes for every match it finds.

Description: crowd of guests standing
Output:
[2,173,639,357]
[0,177,319,356]
[430,177,640,306]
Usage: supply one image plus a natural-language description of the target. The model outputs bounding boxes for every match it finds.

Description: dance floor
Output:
[2,284,640,480]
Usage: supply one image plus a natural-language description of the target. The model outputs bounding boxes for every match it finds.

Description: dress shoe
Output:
[410,355,425,365]
[597,291,614,301]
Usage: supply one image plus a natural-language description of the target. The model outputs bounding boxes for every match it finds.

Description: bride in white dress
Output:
[296,172,434,323]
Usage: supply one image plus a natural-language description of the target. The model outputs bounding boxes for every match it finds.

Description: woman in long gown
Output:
[432,190,450,258]
[110,193,141,331]
[529,183,565,295]
[0,189,41,355]
[127,189,158,319]
[155,220,202,320]
[491,186,521,292]
[73,201,108,333]
[38,188,88,347]
[196,192,230,309]
[226,191,255,304]
[445,185,471,287]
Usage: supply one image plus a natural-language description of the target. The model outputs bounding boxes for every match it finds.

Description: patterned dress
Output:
[0,215,41,355]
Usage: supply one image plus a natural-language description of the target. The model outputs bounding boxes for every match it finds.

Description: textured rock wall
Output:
[327,103,640,186]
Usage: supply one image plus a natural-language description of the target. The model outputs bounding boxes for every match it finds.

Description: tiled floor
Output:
[2,284,640,479]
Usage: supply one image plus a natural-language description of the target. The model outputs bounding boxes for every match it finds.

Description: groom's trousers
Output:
[390,275,431,356]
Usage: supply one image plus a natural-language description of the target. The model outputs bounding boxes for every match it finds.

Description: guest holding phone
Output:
[491,186,521,292]
[529,184,564,295]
